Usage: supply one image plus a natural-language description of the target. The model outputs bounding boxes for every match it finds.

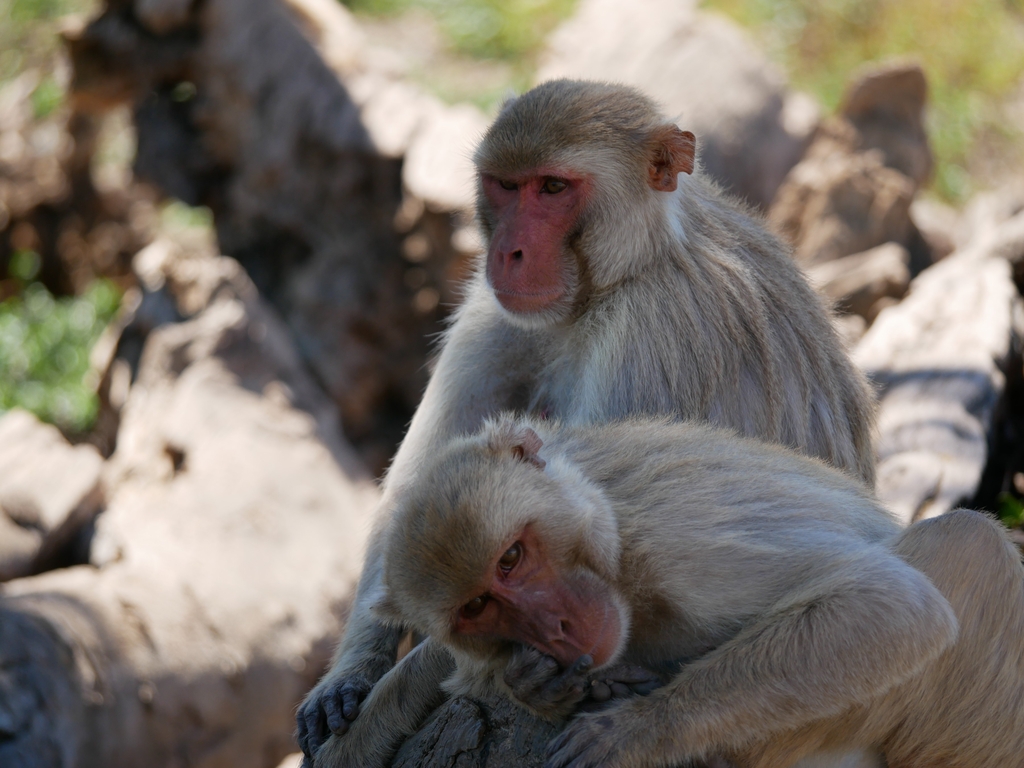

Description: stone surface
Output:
[855,248,1023,524]
[0,242,378,768]
[536,0,813,208]
[770,133,916,266]
[70,0,483,470]
[806,242,910,322]
[840,60,932,188]
[0,410,104,580]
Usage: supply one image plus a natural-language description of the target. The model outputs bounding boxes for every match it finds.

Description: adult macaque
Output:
[358,417,1024,768]
[297,79,877,761]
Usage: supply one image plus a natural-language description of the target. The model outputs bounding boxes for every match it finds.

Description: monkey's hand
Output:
[545,708,641,768]
[296,671,375,764]
[580,663,665,712]
[504,646,593,721]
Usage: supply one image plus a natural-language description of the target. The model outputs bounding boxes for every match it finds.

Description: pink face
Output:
[480,171,590,316]
[452,525,623,669]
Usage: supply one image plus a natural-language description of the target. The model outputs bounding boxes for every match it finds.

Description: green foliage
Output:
[0,277,121,434]
[703,0,1024,203]
[0,0,97,84]
[998,492,1024,530]
[341,0,576,61]
[31,75,64,118]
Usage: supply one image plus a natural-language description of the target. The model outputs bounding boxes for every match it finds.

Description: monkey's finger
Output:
[598,663,662,686]
[324,690,350,736]
[339,684,363,721]
[304,705,327,754]
[627,679,663,696]
[296,708,309,753]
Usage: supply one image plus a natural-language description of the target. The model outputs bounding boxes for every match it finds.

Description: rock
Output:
[0,410,104,580]
[70,0,483,469]
[275,754,303,768]
[770,144,916,265]
[0,240,377,767]
[854,249,1023,524]
[392,694,557,768]
[805,242,910,322]
[840,60,932,188]
[956,182,1024,252]
[535,0,813,208]
[402,101,489,213]
[910,198,958,262]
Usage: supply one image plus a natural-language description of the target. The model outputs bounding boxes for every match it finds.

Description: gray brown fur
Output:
[299,79,876,764]
[373,416,1024,768]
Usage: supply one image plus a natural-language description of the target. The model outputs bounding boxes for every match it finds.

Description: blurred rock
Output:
[69,0,485,471]
[536,0,814,209]
[806,242,910,322]
[910,198,958,263]
[855,248,1023,525]
[0,237,377,768]
[0,410,104,580]
[770,142,916,266]
[769,61,938,269]
[956,182,1024,252]
[840,61,932,188]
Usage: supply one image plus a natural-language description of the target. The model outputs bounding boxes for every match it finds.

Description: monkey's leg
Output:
[312,638,456,768]
[545,551,957,768]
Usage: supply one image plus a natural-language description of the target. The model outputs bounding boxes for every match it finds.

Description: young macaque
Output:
[298,78,878,762]
[364,417,1024,768]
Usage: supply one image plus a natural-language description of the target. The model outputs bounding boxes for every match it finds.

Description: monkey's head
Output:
[377,417,629,671]
[473,79,696,328]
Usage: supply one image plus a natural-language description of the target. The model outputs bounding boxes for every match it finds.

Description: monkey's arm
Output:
[312,638,456,768]
[546,551,958,768]
[298,284,538,760]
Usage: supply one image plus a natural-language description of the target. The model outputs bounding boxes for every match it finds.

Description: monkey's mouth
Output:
[493,288,565,314]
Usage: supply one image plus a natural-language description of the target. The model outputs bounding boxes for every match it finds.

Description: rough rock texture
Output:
[770,126,917,266]
[806,242,910,322]
[392,694,557,768]
[68,0,487,472]
[0,410,104,581]
[855,232,1024,525]
[840,61,932,188]
[0,242,378,767]
[0,71,153,300]
[535,0,815,209]
[769,61,934,270]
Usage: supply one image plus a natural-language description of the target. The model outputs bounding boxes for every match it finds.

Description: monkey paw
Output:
[580,662,664,712]
[545,712,629,768]
[504,646,593,720]
[296,674,373,763]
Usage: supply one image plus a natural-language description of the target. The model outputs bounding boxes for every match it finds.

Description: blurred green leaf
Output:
[998,492,1024,529]
[0,280,122,434]
[31,75,63,118]
[704,0,1024,203]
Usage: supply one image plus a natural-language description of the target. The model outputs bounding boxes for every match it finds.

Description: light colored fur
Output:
[304,79,877,765]
[376,416,1024,768]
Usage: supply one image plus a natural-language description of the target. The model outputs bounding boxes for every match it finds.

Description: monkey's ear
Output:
[647,125,696,192]
[488,421,546,470]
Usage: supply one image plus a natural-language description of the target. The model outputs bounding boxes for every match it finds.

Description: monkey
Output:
[346,415,1024,768]
[297,79,878,762]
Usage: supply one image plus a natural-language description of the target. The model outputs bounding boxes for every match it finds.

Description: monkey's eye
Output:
[541,178,567,194]
[498,542,522,574]
[499,179,518,191]
[461,595,489,619]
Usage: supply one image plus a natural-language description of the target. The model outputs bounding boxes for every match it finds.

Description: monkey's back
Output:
[543,419,895,664]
